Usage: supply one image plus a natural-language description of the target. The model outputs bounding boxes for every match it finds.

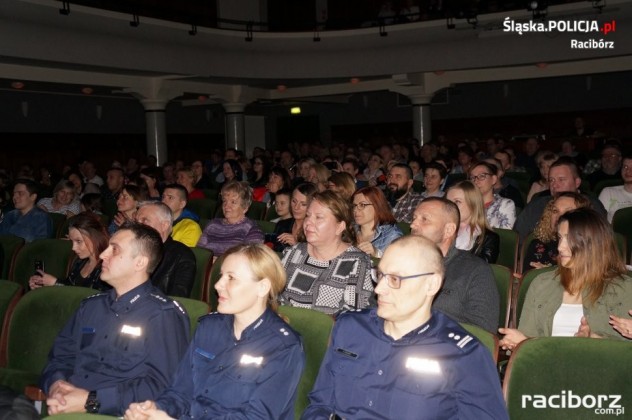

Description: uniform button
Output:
[378,370,383,375]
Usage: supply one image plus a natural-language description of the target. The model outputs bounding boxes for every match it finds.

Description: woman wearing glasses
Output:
[280,191,374,316]
[469,162,516,229]
[352,186,403,258]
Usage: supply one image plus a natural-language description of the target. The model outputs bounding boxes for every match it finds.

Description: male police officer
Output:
[302,235,508,419]
[41,222,190,416]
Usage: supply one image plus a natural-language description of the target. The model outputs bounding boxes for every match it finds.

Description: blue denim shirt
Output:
[0,207,52,242]
[355,223,403,257]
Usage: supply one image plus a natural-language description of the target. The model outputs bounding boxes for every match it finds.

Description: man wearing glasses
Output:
[302,235,508,420]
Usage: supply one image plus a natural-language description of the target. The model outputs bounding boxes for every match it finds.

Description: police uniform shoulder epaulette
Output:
[199,311,220,321]
[170,299,187,316]
[444,329,476,352]
[83,292,107,301]
[149,293,180,310]
[337,307,370,319]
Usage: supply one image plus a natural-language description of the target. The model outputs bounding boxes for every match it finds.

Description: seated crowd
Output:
[2,135,632,418]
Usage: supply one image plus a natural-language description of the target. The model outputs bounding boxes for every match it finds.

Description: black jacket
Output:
[470,228,500,264]
[151,237,196,297]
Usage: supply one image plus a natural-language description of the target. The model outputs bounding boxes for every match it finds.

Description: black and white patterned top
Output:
[280,242,374,316]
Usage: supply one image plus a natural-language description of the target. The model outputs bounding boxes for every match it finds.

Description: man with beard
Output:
[386,163,423,224]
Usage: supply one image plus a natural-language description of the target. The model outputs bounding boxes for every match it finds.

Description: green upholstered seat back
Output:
[0,235,25,279]
[277,305,333,419]
[495,228,518,272]
[460,322,499,362]
[170,296,210,336]
[189,247,213,301]
[5,286,96,374]
[10,239,73,289]
[0,280,22,348]
[504,337,631,419]
[516,266,557,325]
[490,264,513,328]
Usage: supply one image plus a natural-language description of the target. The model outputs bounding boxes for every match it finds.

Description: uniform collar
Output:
[109,281,152,313]
[371,308,439,344]
[229,307,273,341]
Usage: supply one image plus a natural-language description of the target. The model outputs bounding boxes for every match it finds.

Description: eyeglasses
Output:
[469,173,492,182]
[353,202,373,210]
[372,269,434,289]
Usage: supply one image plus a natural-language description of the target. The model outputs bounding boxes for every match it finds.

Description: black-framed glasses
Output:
[469,173,492,182]
[372,269,435,289]
[353,202,373,210]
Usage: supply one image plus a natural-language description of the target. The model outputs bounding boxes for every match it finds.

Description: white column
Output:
[141,99,169,165]
[409,94,433,147]
[223,102,246,152]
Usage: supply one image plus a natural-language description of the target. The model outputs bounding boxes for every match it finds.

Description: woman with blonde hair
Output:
[446,181,499,263]
[125,243,304,419]
[327,171,357,201]
[500,208,632,348]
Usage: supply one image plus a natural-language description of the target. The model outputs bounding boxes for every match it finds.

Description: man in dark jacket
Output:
[135,202,196,297]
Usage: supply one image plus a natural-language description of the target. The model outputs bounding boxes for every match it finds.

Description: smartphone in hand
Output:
[34,260,44,275]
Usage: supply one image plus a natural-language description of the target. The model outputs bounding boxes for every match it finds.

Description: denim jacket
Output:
[355,223,403,257]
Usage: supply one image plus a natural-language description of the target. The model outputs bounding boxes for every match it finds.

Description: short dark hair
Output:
[14,178,39,197]
[550,156,580,179]
[424,162,448,180]
[390,163,413,180]
[163,183,188,202]
[118,221,164,274]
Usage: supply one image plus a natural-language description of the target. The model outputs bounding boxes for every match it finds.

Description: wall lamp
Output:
[59,1,70,15]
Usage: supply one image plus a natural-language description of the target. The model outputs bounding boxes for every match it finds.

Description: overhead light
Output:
[527,1,548,19]
[81,87,93,95]
[11,81,25,89]
[130,14,140,27]
[290,107,301,115]
[59,1,70,15]
[277,84,287,92]
[350,78,360,84]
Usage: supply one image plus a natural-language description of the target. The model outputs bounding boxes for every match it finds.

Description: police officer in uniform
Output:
[125,243,304,420]
[41,222,190,416]
[302,235,508,420]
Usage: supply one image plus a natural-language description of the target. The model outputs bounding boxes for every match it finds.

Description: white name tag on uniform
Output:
[121,325,142,337]
[240,354,263,365]
[405,357,441,375]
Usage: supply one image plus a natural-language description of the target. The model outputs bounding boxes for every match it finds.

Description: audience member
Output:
[500,208,632,349]
[420,161,446,199]
[270,183,317,252]
[40,223,190,416]
[515,157,607,240]
[486,157,524,209]
[29,212,110,291]
[361,154,384,186]
[352,186,402,258]
[125,244,304,420]
[599,154,632,222]
[517,137,540,177]
[138,167,161,200]
[102,167,125,201]
[451,146,476,175]
[469,162,516,229]
[161,184,201,247]
[307,163,330,192]
[176,167,204,200]
[135,202,195,298]
[268,188,292,223]
[0,179,53,241]
[587,141,623,189]
[411,197,499,332]
[446,181,499,263]
[263,166,292,203]
[341,157,367,189]
[280,191,374,315]
[197,181,263,258]
[191,160,212,190]
[38,180,81,217]
[108,185,143,235]
[302,235,508,419]
[527,151,558,203]
[386,163,423,224]
[522,192,590,273]
[327,171,356,201]
[82,161,103,187]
